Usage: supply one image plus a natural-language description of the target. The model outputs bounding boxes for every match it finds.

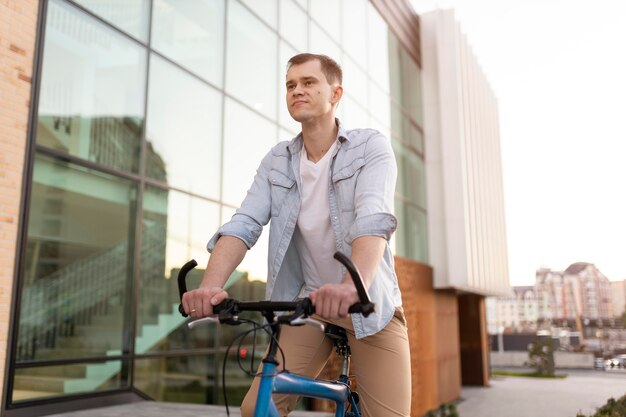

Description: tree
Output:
[525,337,555,375]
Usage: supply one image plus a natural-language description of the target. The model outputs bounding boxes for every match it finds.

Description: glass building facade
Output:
[8,0,425,409]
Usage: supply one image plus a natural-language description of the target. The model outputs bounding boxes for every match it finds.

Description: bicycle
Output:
[177,251,375,417]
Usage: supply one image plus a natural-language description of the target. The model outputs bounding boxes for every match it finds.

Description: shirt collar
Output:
[287,118,349,155]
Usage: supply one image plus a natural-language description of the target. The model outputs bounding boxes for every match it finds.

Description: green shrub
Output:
[426,402,459,417]
[576,395,626,417]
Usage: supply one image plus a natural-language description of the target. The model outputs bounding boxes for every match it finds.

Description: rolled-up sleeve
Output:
[348,133,398,242]
[207,151,273,252]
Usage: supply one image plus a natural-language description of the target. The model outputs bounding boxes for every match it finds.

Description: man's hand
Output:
[310,282,359,320]
[182,287,229,318]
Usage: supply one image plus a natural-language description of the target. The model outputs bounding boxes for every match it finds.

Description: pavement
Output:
[40,369,626,417]
[457,368,626,417]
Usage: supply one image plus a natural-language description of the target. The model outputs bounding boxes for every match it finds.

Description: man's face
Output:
[285,59,341,123]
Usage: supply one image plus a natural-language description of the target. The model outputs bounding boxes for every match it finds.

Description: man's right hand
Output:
[182,287,229,318]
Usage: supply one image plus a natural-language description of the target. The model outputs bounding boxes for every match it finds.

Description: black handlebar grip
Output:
[177,259,198,317]
[348,302,375,317]
[333,251,375,318]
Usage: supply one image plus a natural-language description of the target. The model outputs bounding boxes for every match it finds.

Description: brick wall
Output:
[0,0,39,404]
[395,256,440,416]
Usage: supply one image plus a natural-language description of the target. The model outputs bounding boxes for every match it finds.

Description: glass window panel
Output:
[342,96,369,129]
[310,22,341,63]
[12,360,129,403]
[369,81,391,129]
[343,57,368,109]
[309,0,340,42]
[134,355,219,403]
[221,206,270,283]
[135,343,266,405]
[342,0,367,68]
[226,1,277,120]
[394,200,428,263]
[392,140,426,208]
[37,0,146,173]
[390,102,403,140]
[388,32,403,107]
[400,48,424,126]
[367,4,389,93]
[279,41,301,134]
[222,99,276,208]
[145,54,222,199]
[279,0,307,51]
[406,119,424,154]
[138,187,220,352]
[73,0,149,41]
[151,0,225,86]
[17,154,136,363]
[241,0,277,28]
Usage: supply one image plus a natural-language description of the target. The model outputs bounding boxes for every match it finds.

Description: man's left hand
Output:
[309,283,359,320]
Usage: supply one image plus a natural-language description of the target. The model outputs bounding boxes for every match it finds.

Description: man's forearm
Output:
[343,235,386,289]
[200,235,248,289]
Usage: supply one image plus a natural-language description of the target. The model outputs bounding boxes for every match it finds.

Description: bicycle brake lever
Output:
[290,317,326,332]
[187,316,220,329]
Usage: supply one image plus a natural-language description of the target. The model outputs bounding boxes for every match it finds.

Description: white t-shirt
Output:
[294,140,343,294]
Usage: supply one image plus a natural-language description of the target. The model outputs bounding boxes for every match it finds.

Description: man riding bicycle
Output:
[181,53,411,417]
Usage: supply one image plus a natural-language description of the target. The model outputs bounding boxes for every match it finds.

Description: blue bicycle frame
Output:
[251,319,360,417]
[178,252,372,417]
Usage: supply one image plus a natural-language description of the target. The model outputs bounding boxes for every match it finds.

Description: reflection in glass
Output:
[309,0,340,42]
[279,0,307,51]
[241,0,277,28]
[151,0,225,87]
[394,200,428,263]
[393,141,426,208]
[138,186,220,352]
[369,82,391,129]
[146,54,222,199]
[342,96,369,130]
[17,154,135,363]
[73,0,150,41]
[37,0,146,173]
[221,206,270,283]
[279,41,301,134]
[343,57,368,108]
[12,360,129,402]
[226,1,277,120]
[222,99,276,208]
[342,0,368,68]
[367,3,389,92]
[310,22,341,63]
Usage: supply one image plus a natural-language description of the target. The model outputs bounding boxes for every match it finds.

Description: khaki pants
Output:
[240,308,411,417]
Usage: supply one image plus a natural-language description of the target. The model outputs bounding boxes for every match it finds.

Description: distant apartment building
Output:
[490,286,538,332]
[612,279,626,318]
[490,263,614,332]
[536,262,613,323]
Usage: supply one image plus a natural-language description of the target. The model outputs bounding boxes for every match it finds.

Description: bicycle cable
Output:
[220,319,289,417]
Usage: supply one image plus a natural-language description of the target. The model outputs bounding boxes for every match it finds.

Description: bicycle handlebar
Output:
[177,251,375,319]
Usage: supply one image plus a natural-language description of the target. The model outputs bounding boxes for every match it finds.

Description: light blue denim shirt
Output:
[207,119,402,339]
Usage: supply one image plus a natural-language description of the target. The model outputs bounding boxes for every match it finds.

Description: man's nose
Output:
[292,84,304,95]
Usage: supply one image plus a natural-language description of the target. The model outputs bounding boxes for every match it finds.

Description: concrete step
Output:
[13,375,65,393]
[22,364,87,379]
[34,348,109,360]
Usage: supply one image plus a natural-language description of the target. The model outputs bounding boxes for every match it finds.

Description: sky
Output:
[410,0,626,285]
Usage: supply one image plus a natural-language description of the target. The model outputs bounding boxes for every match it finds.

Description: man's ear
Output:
[331,85,343,104]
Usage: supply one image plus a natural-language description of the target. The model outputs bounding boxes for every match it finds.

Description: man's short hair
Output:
[287,53,343,85]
